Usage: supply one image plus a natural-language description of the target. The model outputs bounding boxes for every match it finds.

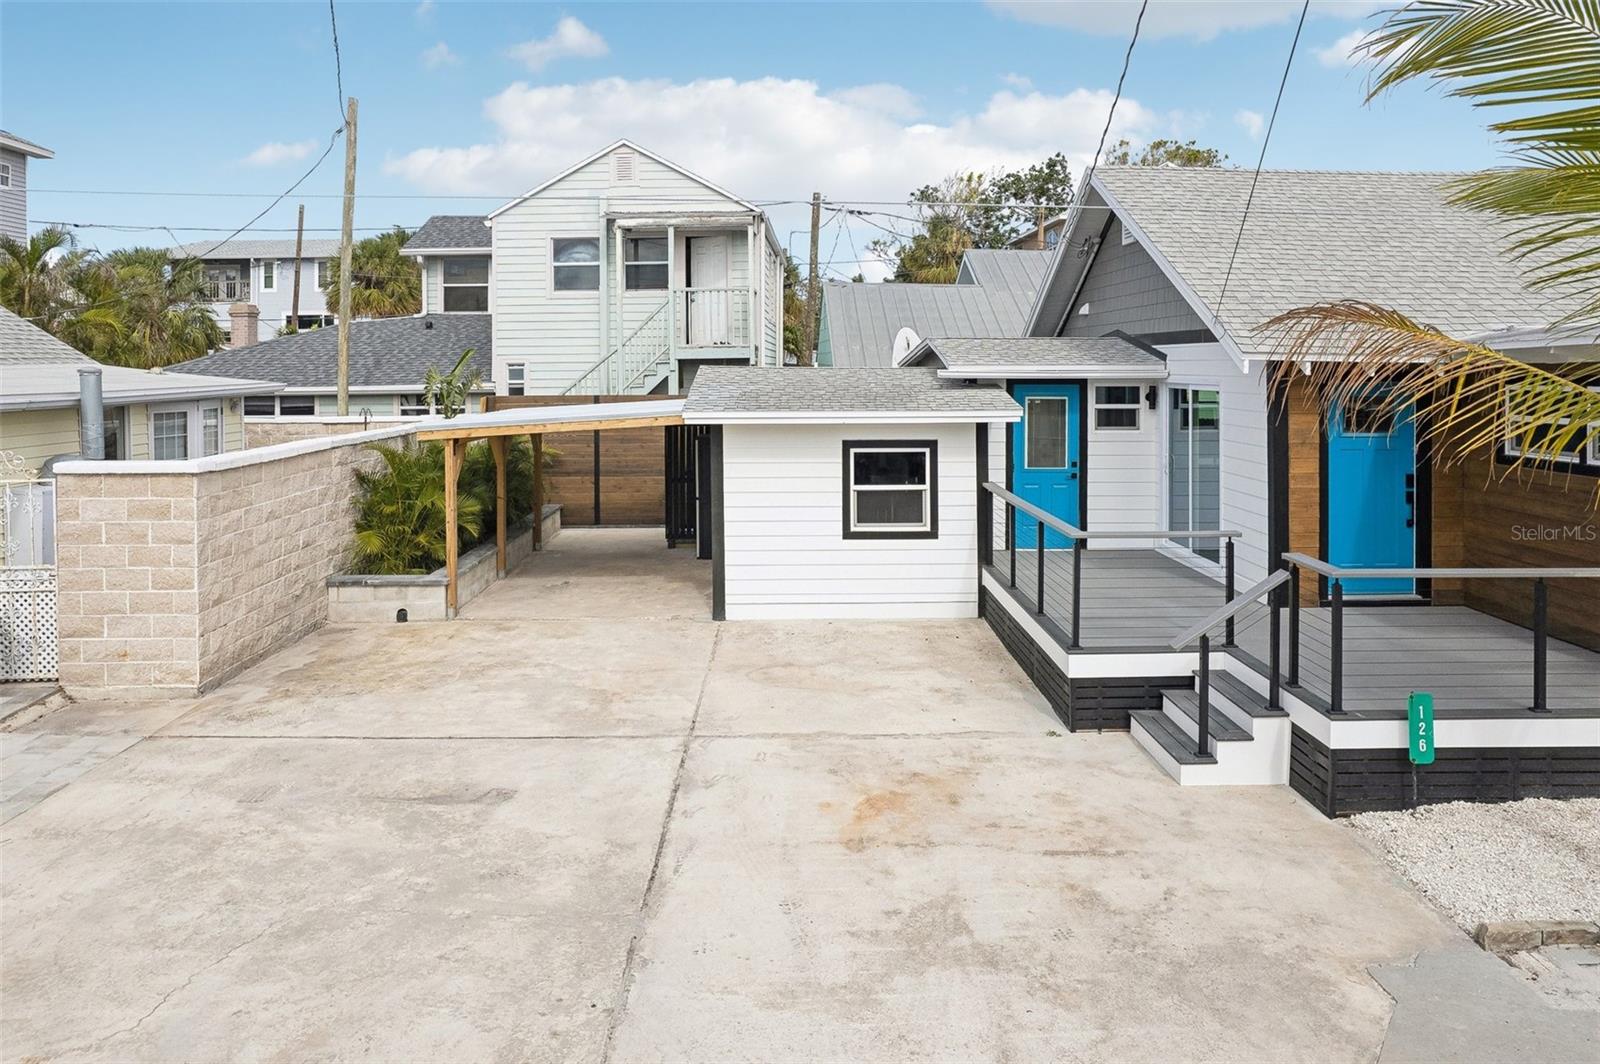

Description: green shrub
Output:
[461,436,539,528]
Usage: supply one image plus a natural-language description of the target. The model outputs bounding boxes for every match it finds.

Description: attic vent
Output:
[1120,221,1137,247]
[612,149,636,184]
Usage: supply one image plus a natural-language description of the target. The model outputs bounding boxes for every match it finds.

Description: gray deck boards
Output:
[992,548,1600,717]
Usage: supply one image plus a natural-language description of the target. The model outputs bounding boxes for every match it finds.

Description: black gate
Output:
[664,423,711,549]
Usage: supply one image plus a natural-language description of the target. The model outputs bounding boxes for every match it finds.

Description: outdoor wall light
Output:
[1146,385,1159,410]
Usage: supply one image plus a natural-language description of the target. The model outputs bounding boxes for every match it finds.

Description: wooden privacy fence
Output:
[484,395,673,526]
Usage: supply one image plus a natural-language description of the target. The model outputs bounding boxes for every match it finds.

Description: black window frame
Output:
[840,439,939,541]
[1497,384,1600,478]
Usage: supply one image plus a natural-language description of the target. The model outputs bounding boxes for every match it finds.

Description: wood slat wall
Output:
[483,394,672,527]
[1285,379,1322,606]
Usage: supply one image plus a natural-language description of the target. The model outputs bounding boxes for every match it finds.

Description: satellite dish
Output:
[892,327,922,366]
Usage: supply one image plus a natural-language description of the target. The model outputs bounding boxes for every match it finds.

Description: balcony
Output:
[202,277,251,303]
[673,287,751,350]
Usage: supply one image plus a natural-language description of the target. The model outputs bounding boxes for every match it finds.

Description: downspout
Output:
[78,366,105,460]
[598,209,609,394]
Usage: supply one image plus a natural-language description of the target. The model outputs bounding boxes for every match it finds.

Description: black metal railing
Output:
[1280,554,1600,715]
[981,481,1242,650]
[1167,569,1291,757]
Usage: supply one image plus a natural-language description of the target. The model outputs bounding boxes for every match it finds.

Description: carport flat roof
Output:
[416,399,685,440]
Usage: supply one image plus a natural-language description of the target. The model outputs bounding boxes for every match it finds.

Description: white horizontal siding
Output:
[1085,379,1161,549]
[721,422,982,619]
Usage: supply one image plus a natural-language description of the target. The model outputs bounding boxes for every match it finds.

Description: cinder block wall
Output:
[54,426,414,699]
[244,417,412,450]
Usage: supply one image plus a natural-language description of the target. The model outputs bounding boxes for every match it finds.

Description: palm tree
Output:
[1261,0,1600,475]
[319,227,421,319]
[422,348,483,419]
[0,227,82,330]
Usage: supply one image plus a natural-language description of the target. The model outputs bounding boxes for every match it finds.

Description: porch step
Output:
[1202,671,1287,718]
[1129,709,1217,766]
[1162,689,1251,743]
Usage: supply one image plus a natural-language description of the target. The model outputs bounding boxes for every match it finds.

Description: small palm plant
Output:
[423,348,483,419]
[351,442,483,574]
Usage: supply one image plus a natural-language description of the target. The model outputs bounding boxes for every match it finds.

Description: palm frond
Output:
[1259,301,1600,488]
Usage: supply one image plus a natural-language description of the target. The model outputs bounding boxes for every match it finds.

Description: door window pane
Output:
[1026,397,1068,468]
[1168,388,1221,561]
[152,411,189,460]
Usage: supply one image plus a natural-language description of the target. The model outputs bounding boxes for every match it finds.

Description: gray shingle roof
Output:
[169,314,490,390]
[683,366,1019,420]
[403,216,490,252]
[1044,167,1586,351]
[914,335,1166,373]
[821,247,1054,369]
[169,238,343,261]
[0,306,93,365]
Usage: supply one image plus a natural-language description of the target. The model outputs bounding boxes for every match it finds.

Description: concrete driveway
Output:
[1,529,1461,1062]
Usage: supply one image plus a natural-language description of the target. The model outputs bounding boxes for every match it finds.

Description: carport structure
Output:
[416,399,687,613]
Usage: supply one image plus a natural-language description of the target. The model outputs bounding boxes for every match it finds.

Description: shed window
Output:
[842,441,938,539]
[624,237,668,290]
[442,256,489,312]
[552,238,600,291]
[1094,385,1141,430]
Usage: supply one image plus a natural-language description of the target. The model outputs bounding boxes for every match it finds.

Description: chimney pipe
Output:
[78,366,105,460]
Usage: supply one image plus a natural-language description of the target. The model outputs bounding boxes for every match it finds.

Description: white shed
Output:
[684,367,1021,620]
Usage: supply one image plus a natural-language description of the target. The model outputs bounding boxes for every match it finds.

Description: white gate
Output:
[1,475,58,682]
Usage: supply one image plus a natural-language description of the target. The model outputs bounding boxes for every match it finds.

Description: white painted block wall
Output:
[721,422,983,619]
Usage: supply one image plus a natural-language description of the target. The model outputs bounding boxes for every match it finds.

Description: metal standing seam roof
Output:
[821,249,1053,369]
[168,314,492,390]
[168,238,344,261]
[1031,167,1588,353]
[0,305,94,365]
[682,366,1020,421]
[911,335,1168,375]
[402,216,491,252]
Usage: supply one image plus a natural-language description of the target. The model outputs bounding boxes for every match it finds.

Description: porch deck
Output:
[990,548,1600,718]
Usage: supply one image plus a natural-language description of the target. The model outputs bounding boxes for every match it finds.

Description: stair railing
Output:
[562,300,672,396]
[1167,568,1291,758]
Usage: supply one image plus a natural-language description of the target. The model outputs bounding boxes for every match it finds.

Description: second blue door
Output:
[1010,383,1081,549]
[1327,399,1417,596]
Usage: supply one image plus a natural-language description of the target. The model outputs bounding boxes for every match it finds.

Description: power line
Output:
[1075,0,1148,229]
[37,220,412,235]
[176,127,344,266]
[1215,0,1308,316]
[327,0,346,121]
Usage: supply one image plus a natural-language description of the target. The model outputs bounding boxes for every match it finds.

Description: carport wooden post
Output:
[530,433,544,550]
[444,438,463,614]
[490,436,508,575]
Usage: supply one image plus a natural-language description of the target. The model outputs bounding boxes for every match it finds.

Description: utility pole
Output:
[288,203,305,333]
[803,191,821,367]
[336,97,358,415]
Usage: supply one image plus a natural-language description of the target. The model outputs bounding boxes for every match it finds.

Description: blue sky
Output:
[4,1,1505,278]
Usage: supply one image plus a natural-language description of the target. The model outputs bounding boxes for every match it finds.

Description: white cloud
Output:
[243,139,317,167]
[988,1,1380,42]
[1317,28,1370,67]
[1234,108,1264,139]
[507,16,608,71]
[386,76,1159,204]
[422,41,458,69]
[415,0,434,19]
[1000,72,1033,90]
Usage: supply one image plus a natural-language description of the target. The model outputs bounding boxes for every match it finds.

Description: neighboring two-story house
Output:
[404,140,785,396]
[169,238,341,346]
[1,130,53,244]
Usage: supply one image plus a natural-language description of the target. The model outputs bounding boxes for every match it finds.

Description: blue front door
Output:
[1010,382,1081,549]
[1327,399,1417,596]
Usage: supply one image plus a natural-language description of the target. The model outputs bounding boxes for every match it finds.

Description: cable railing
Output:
[1280,554,1600,715]
[1166,569,1290,758]
[980,481,1242,649]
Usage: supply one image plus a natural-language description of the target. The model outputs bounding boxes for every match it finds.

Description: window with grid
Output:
[152,410,189,460]
[842,441,938,539]
[506,363,526,397]
[552,238,600,291]
[201,406,223,457]
[624,237,668,290]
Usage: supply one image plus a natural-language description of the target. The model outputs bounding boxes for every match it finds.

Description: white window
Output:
[1094,385,1141,430]
[201,405,223,456]
[1503,384,1599,469]
[552,238,601,291]
[151,409,190,460]
[260,259,277,292]
[442,256,489,312]
[505,363,526,397]
[843,441,937,539]
[0,163,10,188]
[624,236,668,290]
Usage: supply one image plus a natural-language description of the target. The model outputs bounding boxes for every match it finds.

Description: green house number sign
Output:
[1408,692,1436,765]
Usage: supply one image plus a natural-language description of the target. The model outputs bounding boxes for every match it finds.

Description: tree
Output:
[319,227,421,319]
[1101,138,1228,168]
[0,227,83,331]
[1260,0,1600,481]
[781,250,808,358]
[986,152,1075,247]
[422,347,483,418]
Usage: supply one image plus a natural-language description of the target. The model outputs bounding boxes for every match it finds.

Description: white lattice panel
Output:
[1,566,57,682]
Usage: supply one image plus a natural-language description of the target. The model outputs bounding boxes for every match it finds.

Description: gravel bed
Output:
[1346,798,1600,931]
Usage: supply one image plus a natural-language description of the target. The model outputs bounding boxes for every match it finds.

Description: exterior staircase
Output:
[1129,666,1292,786]
[562,301,673,397]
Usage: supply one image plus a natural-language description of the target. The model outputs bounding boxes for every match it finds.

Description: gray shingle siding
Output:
[1062,219,1206,340]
